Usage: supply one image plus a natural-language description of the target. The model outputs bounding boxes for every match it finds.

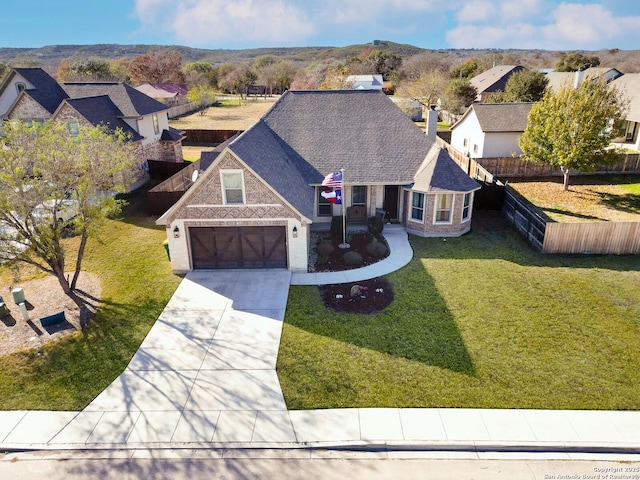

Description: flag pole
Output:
[339,167,350,249]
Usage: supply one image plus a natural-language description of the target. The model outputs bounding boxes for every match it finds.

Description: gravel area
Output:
[0,273,101,357]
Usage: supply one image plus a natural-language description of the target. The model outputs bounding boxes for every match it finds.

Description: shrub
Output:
[316,255,329,265]
[366,240,388,258]
[343,250,363,267]
[367,216,384,235]
[316,241,335,256]
[331,215,345,238]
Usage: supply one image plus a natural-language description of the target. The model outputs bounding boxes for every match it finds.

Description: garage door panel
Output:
[190,228,217,268]
[190,226,286,269]
[215,228,242,268]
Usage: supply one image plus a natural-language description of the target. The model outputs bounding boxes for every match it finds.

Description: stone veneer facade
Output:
[164,151,310,273]
[403,191,473,237]
[7,95,51,121]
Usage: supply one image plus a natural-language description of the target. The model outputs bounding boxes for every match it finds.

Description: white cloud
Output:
[134,0,316,47]
[132,0,441,47]
[447,1,640,50]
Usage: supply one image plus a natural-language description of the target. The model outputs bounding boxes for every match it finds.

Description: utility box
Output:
[12,288,25,304]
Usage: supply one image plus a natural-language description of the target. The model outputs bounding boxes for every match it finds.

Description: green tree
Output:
[69,57,112,80]
[450,60,479,79]
[0,121,137,294]
[555,53,600,72]
[519,79,627,191]
[484,69,548,103]
[502,69,548,102]
[187,84,217,114]
[444,78,477,114]
[361,50,402,80]
[184,61,217,88]
[218,62,257,99]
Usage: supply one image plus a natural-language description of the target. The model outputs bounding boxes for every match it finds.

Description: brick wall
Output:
[7,96,52,121]
[404,192,472,237]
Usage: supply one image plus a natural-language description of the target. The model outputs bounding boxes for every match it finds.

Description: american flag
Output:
[321,171,343,188]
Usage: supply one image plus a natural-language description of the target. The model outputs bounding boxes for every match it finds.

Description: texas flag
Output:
[321,188,342,204]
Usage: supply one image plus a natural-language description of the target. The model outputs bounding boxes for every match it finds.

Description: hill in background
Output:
[1,41,639,73]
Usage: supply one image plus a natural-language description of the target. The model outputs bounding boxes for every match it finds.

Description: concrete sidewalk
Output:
[291,225,412,285]
[1,227,639,457]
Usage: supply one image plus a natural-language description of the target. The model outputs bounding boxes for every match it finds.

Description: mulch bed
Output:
[314,232,389,272]
[313,231,394,314]
[319,277,394,314]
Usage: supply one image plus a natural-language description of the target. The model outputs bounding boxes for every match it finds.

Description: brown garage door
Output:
[189,226,287,269]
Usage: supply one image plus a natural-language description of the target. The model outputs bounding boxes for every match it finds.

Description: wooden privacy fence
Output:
[183,129,241,145]
[503,188,546,251]
[478,154,640,177]
[543,222,640,254]
[147,161,200,215]
[503,187,640,254]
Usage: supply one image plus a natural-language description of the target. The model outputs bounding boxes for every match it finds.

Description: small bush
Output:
[343,250,363,267]
[316,255,329,265]
[367,216,384,235]
[316,241,335,256]
[366,240,388,258]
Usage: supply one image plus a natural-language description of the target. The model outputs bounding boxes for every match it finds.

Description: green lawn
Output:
[0,189,181,410]
[277,211,640,411]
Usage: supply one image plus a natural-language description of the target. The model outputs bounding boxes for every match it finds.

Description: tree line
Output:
[0,46,634,116]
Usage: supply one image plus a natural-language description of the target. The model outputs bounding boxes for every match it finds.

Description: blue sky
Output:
[2,0,639,51]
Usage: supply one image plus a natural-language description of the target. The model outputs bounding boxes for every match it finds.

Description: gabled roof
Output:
[452,103,533,133]
[412,148,481,193]
[470,65,524,95]
[161,126,185,142]
[60,96,143,141]
[62,82,168,117]
[611,73,640,122]
[258,90,434,184]
[12,67,69,114]
[160,90,479,225]
[229,119,318,219]
[545,67,624,93]
[135,83,188,98]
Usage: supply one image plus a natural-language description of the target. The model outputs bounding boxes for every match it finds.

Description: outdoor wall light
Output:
[173,226,180,238]
[292,226,298,238]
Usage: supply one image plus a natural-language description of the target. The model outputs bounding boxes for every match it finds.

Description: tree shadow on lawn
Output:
[594,191,640,215]
[286,262,476,376]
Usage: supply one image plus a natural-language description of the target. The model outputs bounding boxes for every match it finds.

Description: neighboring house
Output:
[545,67,623,92]
[346,74,384,90]
[611,73,640,151]
[134,83,189,106]
[450,103,533,158]
[0,68,185,188]
[157,90,480,273]
[469,65,524,102]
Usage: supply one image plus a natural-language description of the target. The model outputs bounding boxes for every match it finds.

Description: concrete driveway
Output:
[70,269,293,444]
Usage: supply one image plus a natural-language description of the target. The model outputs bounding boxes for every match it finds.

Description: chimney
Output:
[426,105,438,142]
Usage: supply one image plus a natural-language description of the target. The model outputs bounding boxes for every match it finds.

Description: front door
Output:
[383,185,399,222]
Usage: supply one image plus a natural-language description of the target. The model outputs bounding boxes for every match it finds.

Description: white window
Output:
[152,114,160,135]
[318,187,332,216]
[411,192,425,222]
[221,171,244,204]
[434,194,453,223]
[462,192,471,222]
[15,82,26,94]
[67,121,79,137]
[352,185,366,206]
